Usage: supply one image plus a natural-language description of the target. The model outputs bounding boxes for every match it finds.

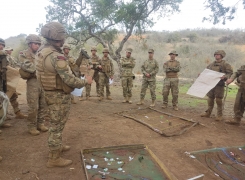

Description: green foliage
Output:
[187,33,198,43]
[44,0,183,64]
[203,0,245,25]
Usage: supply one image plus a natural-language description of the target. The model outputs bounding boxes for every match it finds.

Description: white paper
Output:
[93,165,98,169]
[187,69,225,98]
[86,165,91,169]
[109,79,114,85]
[71,77,85,96]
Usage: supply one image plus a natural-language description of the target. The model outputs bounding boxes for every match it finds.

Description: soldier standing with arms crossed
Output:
[19,34,49,135]
[162,51,181,111]
[98,48,114,101]
[137,49,159,107]
[36,22,92,167]
[201,50,232,121]
[226,65,245,125]
[120,48,135,104]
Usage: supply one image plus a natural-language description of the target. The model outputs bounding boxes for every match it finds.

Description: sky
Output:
[1,0,245,39]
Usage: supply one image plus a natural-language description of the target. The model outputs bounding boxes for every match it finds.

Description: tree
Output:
[44,0,182,69]
[203,0,245,25]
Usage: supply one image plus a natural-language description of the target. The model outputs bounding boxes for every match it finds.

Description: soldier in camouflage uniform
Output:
[226,65,245,125]
[120,48,135,104]
[137,49,159,107]
[36,22,92,167]
[0,39,26,120]
[162,50,181,111]
[4,47,18,68]
[19,34,49,136]
[98,48,114,101]
[62,44,80,104]
[201,50,233,121]
[90,46,100,96]
[76,48,92,100]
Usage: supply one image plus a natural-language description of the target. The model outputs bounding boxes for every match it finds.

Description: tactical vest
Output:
[80,58,90,75]
[19,49,36,80]
[166,60,178,78]
[91,55,99,69]
[207,60,226,86]
[36,47,73,93]
[101,57,112,77]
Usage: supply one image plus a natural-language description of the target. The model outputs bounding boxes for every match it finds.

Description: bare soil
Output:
[0,78,245,180]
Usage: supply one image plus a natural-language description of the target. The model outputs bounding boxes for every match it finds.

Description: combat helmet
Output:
[0,38,5,47]
[26,34,41,44]
[62,44,71,50]
[214,50,226,58]
[41,22,66,41]
[168,50,178,56]
[91,46,97,51]
[102,48,109,53]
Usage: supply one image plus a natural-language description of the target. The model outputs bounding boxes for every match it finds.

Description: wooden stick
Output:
[149,107,207,127]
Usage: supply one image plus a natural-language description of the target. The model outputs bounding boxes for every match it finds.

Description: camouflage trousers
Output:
[99,72,110,97]
[10,92,20,114]
[121,77,133,97]
[162,78,179,106]
[26,78,47,128]
[81,84,91,97]
[44,91,71,151]
[233,87,245,119]
[93,71,100,95]
[140,78,156,100]
[207,85,224,99]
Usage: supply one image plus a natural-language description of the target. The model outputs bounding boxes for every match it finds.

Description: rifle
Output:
[0,55,7,93]
[76,49,90,67]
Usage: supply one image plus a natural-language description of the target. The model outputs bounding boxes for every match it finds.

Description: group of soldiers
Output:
[0,21,244,167]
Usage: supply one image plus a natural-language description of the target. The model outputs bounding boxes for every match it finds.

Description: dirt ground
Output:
[0,78,245,180]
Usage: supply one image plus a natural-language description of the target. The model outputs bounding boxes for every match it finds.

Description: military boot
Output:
[37,124,48,132]
[107,96,112,100]
[200,98,214,117]
[99,96,104,101]
[225,117,241,125]
[173,106,178,111]
[2,123,12,128]
[86,96,90,100]
[137,99,144,105]
[15,111,27,119]
[122,97,127,103]
[47,149,72,168]
[28,127,40,136]
[61,145,71,152]
[71,99,76,104]
[128,97,132,104]
[162,104,167,109]
[79,96,84,101]
[149,100,155,107]
[0,156,2,162]
[215,98,223,121]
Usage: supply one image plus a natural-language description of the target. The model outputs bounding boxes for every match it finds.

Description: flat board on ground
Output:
[81,144,176,180]
[191,146,245,180]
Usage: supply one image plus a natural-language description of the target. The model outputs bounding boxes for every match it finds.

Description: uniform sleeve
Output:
[54,56,87,89]
[163,61,171,72]
[110,60,115,76]
[150,60,159,76]
[18,52,36,73]
[224,62,233,79]
[230,65,245,80]
[141,61,146,75]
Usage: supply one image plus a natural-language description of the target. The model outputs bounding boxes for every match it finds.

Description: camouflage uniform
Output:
[120,48,135,103]
[138,49,159,104]
[162,51,181,109]
[77,55,92,98]
[98,48,114,99]
[226,65,245,125]
[90,47,100,96]
[62,44,80,103]
[37,22,89,167]
[201,50,233,120]
[0,41,25,119]
[19,35,48,135]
